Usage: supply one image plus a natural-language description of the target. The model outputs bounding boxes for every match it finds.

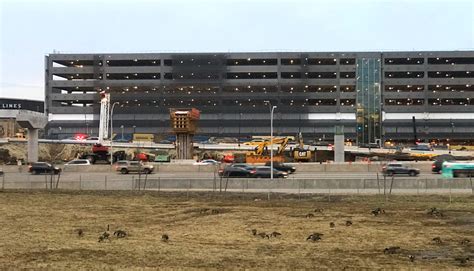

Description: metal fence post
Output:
[470,175,473,195]
[448,179,452,204]
[158,177,161,192]
[105,175,107,190]
[132,175,135,191]
[298,179,301,200]
[79,174,82,190]
[377,173,380,195]
[1,173,4,190]
[417,179,420,195]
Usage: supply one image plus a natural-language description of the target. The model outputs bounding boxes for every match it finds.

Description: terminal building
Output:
[44,51,474,145]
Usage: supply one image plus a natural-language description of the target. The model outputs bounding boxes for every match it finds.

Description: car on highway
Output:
[382,163,420,177]
[193,159,221,165]
[218,166,252,177]
[28,162,61,175]
[411,145,433,151]
[85,136,100,142]
[432,154,455,174]
[64,159,92,166]
[115,160,154,174]
[264,162,296,173]
[249,166,288,178]
[229,163,256,171]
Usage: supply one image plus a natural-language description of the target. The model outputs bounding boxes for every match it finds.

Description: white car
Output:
[64,159,92,166]
[85,137,100,142]
[193,159,221,165]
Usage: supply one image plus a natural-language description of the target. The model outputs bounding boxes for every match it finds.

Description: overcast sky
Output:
[1,0,473,101]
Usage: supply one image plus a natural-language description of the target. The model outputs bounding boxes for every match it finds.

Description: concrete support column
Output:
[334,125,345,163]
[27,128,39,163]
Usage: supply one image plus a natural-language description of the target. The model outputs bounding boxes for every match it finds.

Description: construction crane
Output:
[98,91,110,142]
[246,137,288,163]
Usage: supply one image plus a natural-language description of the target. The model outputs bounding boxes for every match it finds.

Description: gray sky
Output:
[1,0,473,101]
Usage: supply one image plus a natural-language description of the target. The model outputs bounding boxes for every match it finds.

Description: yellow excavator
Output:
[292,132,312,162]
[246,137,288,163]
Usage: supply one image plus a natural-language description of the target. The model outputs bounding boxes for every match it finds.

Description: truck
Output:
[80,143,126,164]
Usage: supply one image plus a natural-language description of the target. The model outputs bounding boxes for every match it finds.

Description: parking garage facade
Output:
[45,51,474,145]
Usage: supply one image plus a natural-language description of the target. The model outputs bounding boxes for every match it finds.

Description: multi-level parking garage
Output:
[45,51,474,145]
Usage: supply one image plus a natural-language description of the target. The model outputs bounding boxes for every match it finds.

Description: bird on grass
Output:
[314,208,324,213]
[306,233,323,242]
[454,257,470,265]
[460,238,471,245]
[329,222,335,228]
[114,230,127,238]
[345,220,353,226]
[251,229,257,236]
[98,232,110,243]
[306,213,315,218]
[427,207,444,217]
[270,231,282,238]
[408,255,416,262]
[161,234,169,242]
[372,208,385,216]
[257,232,269,239]
[75,229,84,237]
[432,237,442,244]
[383,246,400,254]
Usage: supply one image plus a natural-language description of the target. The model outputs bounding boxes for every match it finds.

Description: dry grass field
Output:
[0,190,472,270]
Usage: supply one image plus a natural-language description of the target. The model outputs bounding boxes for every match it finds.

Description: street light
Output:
[264,101,277,180]
[110,102,119,166]
[120,125,124,140]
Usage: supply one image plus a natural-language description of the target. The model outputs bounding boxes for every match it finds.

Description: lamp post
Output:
[120,125,124,140]
[264,101,277,180]
[270,105,277,179]
[238,112,242,147]
[110,102,119,166]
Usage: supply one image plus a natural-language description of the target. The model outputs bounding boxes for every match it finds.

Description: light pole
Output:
[110,102,119,165]
[264,101,277,180]
[120,125,124,140]
[270,105,277,179]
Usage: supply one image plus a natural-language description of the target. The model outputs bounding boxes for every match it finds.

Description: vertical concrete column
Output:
[27,128,39,163]
[334,125,345,163]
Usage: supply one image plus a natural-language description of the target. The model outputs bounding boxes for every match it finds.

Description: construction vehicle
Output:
[292,132,312,162]
[80,143,126,164]
[245,137,288,164]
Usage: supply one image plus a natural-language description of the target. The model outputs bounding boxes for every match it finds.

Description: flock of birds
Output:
[71,205,471,267]
[75,224,169,243]
[250,206,471,266]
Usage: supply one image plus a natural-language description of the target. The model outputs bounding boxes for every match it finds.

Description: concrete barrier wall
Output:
[1,177,472,191]
[2,162,434,174]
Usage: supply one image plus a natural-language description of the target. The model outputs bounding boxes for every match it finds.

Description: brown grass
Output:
[0,190,472,270]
